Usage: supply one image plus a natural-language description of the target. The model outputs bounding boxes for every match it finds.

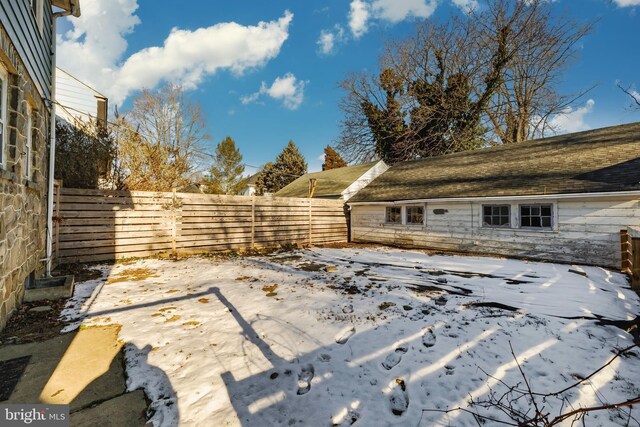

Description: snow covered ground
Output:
[61,247,640,426]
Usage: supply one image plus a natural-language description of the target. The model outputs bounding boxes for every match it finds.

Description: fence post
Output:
[171,188,177,256]
[621,229,631,273]
[251,196,256,249]
[632,237,640,291]
[308,199,313,246]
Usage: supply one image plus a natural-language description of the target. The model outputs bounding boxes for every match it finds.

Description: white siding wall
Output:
[351,196,640,267]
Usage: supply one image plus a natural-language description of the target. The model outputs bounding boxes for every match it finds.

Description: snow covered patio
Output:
[62,247,640,426]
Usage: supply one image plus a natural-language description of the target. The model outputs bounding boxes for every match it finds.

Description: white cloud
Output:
[241,73,307,110]
[549,99,595,134]
[317,25,345,55]
[57,0,293,105]
[451,0,479,12]
[371,0,438,23]
[612,0,640,6]
[345,0,439,38]
[349,0,370,38]
[56,0,140,99]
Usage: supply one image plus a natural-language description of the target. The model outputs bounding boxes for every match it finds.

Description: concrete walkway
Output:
[0,325,149,426]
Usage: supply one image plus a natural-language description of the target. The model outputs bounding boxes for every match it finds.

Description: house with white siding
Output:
[348,123,640,268]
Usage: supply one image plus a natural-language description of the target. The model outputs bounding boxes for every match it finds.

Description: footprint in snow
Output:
[422,328,436,348]
[318,353,332,362]
[382,344,409,370]
[297,364,315,395]
[335,326,356,344]
[389,378,409,416]
[332,409,360,427]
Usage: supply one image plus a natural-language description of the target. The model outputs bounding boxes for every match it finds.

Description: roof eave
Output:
[52,0,81,17]
[348,189,640,205]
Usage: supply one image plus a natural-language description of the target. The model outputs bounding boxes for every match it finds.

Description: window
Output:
[520,204,552,228]
[25,104,32,179]
[406,206,424,225]
[483,204,510,227]
[0,64,7,167]
[385,206,401,224]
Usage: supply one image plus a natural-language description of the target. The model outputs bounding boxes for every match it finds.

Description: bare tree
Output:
[484,0,594,143]
[114,85,211,191]
[422,343,640,426]
[617,82,640,111]
[337,0,594,162]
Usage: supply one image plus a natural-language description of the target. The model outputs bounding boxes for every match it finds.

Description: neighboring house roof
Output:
[275,161,385,199]
[52,0,81,16]
[245,172,260,187]
[349,122,640,203]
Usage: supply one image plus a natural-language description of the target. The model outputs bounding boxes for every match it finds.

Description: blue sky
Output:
[56,0,640,174]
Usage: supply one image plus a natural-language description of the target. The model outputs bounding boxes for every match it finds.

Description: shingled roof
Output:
[275,161,381,198]
[349,122,640,203]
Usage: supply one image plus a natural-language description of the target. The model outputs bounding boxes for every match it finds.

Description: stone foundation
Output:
[0,23,50,331]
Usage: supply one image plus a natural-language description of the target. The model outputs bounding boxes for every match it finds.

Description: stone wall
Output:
[0,23,50,331]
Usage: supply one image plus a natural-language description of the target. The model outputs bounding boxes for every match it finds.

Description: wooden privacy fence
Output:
[621,227,640,291]
[54,188,349,264]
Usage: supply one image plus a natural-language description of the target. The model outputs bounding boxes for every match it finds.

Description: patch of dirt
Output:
[0,299,68,344]
[182,321,200,326]
[107,268,158,284]
[53,263,103,282]
[197,298,209,304]
[298,262,327,272]
[165,315,181,323]
[270,255,302,262]
[379,302,396,310]
[262,284,278,297]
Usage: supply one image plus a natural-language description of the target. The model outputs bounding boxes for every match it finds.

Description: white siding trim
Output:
[341,160,389,201]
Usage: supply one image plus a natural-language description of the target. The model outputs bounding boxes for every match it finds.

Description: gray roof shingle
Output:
[349,122,640,203]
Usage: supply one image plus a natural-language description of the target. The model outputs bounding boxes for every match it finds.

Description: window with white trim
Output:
[520,204,553,228]
[483,204,510,227]
[385,206,401,224]
[0,64,7,167]
[406,206,424,225]
[25,104,32,179]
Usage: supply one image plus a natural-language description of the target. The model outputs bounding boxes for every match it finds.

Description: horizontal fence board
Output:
[59,231,173,242]
[55,188,348,263]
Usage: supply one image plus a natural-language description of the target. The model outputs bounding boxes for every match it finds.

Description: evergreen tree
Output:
[273,140,307,190]
[203,136,247,194]
[254,162,276,195]
[255,140,307,194]
[322,145,348,170]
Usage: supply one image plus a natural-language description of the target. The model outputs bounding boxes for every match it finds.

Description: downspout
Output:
[45,6,77,276]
